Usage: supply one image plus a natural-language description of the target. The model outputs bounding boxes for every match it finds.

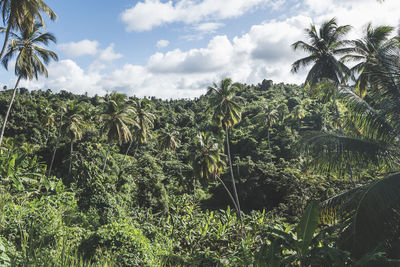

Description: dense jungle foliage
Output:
[0,0,399,266]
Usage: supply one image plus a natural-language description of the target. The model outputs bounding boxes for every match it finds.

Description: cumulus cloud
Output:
[194,22,224,32]
[58,40,99,57]
[19,0,400,99]
[121,0,270,32]
[99,43,123,61]
[20,60,105,96]
[156,39,170,48]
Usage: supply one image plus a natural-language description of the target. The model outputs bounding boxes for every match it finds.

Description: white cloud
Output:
[121,0,270,32]
[156,39,170,48]
[18,0,400,99]
[194,22,224,32]
[58,40,99,57]
[99,43,123,61]
[20,60,105,96]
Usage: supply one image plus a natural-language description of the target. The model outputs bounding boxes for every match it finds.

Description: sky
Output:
[0,0,399,99]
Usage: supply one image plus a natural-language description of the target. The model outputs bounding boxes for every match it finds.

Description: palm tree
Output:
[0,23,58,147]
[263,103,279,164]
[61,101,86,174]
[48,104,64,178]
[41,106,55,144]
[193,132,240,214]
[0,0,57,60]
[124,98,155,161]
[291,18,352,88]
[100,92,136,173]
[159,127,182,176]
[303,31,400,258]
[341,23,396,98]
[206,78,242,221]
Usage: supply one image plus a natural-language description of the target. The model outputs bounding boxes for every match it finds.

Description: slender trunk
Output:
[48,110,63,177]
[69,140,73,174]
[123,140,133,163]
[45,124,50,145]
[236,157,241,185]
[0,76,22,148]
[216,175,240,213]
[103,143,111,173]
[348,164,356,188]
[225,127,242,224]
[267,126,272,164]
[175,150,182,176]
[0,23,11,61]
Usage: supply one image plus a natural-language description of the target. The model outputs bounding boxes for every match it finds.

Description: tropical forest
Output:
[0,0,399,266]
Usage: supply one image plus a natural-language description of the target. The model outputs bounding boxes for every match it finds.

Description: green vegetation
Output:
[0,1,398,266]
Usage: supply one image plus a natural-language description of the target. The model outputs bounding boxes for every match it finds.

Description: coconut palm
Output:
[159,127,182,176]
[206,78,242,221]
[263,103,279,164]
[41,106,55,144]
[0,0,57,60]
[193,132,240,214]
[100,92,136,173]
[61,101,87,174]
[291,18,352,88]
[303,30,400,258]
[0,23,58,147]
[341,23,396,98]
[48,104,65,178]
[124,98,155,161]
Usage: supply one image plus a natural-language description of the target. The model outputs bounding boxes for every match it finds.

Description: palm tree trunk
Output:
[103,143,111,173]
[0,23,11,61]
[225,127,242,224]
[45,124,50,145]
[0,75,22,148]
[69,140,74,174]
[267,126,272,164]
[216,175,240,214]
[123,140,133,163]
[175,150,182,176]
[48,110,63,177]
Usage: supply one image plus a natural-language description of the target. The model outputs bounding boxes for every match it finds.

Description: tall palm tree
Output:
[100,92,136,173]
[0,23,58,147]
[48,104,64,177]
[0,0,57,60]
[124,98,155,161]
[206,78,242,221]
[159,127,182,176]
[303,31,400,258]
[41,106,55,144]
[263,103,279,164]
[341,23,396,98]
[193,132,240,214]
[291,18,352,88]
[61,101,86,174]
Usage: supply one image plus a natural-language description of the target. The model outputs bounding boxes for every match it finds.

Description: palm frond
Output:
[320,172,400,258]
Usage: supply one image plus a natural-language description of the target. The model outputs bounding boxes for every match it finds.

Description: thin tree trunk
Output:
[123,140,133,163]
[267,126,272,164]
[48,110,63,177]
[69,140,73,174]
[216,175,240,214]
[0,76,22,148]
[175,150,182,176]
[0,23,11,61]
[225,127,242,224]
[103,143,111,173]
[45,124,50,145]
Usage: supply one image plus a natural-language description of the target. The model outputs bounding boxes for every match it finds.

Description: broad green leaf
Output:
[296,201,319,255]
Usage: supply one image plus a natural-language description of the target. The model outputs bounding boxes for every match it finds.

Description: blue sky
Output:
[1,0,399,98]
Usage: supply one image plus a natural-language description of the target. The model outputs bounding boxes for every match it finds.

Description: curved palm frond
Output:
[320,172,400,258]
